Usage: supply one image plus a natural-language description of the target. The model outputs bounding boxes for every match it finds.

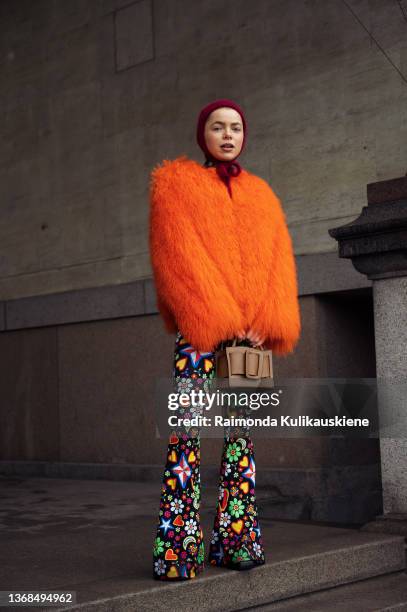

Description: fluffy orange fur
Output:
[149,155,301,354]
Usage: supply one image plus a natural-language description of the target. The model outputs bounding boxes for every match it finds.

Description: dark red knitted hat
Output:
[196,99,246,195]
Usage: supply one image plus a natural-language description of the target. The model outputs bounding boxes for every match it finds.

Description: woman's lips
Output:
[221,145,234,150]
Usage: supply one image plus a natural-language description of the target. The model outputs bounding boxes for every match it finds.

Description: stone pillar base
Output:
[361,513,407,538]
[329,176,407,518]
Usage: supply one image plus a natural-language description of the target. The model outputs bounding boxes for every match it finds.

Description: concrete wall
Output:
[1,0,406,300]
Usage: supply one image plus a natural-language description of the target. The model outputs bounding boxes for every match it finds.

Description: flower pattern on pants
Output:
[208,435,265,567]
[153,331,265,580]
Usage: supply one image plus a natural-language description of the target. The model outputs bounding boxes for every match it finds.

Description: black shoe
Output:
[224,558,265,571]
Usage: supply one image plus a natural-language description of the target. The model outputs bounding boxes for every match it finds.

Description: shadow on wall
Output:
[275,287,376,379]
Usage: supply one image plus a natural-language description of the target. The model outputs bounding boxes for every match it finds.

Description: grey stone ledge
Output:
[4,281,145,331]
[0,252,370,332]
[296,251,371,295]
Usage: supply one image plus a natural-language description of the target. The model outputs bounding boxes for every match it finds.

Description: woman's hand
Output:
[237,328,266,347]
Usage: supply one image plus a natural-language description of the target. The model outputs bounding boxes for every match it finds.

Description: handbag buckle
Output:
[245,349,264,379]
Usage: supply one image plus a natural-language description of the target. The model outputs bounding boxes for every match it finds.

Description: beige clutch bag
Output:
[216,338,274,388]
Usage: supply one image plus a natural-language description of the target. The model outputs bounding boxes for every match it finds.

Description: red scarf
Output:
[196,99,247,196]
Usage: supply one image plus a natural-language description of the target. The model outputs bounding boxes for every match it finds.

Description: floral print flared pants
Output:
[153,331,265,580]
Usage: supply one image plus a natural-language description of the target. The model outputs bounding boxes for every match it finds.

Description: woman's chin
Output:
[214,152,238,162]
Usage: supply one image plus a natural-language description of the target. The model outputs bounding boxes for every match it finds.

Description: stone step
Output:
[52,527,404,612]
[1,476,404,612]
[248,570,407,611]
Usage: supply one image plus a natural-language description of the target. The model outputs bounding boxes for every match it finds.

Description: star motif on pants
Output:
[242,457,256,485]
[179,345,213,368]
[159,517,172,535]
[172,451,192,488]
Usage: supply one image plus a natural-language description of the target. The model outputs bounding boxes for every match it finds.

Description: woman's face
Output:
[204,107,244,161]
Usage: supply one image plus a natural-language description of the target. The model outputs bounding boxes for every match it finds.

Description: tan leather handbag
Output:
[216,338,274,388]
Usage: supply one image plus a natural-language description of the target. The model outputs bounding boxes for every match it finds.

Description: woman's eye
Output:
[213,127,241,132]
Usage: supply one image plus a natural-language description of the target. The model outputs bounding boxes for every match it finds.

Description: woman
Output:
[149,99,301,580]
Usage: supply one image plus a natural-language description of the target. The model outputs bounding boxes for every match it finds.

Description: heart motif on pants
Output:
[239,456,249,467]
[166,478,177,491]
[231,519,244,534]
[188,451,196,463]
[165,548,178,561]
[173,515,184,526]
[239,482,249,494]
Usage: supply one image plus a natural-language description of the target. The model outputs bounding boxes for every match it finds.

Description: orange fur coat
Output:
[149,155,301,354]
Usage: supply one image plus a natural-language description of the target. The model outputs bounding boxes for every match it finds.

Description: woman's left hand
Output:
[240,327,266,347]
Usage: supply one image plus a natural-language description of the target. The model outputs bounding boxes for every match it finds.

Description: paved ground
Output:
[0,475,406,611]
